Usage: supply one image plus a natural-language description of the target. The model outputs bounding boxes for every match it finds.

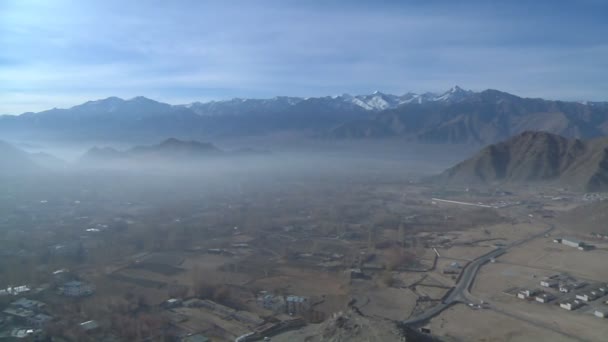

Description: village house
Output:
[61,281,94,297]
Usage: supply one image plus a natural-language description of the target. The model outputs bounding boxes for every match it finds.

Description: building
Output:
[3,307,34,323]
[576,289,600,302]
[561,238,583,248]
[61,281,94,297]
[257,292,285,313]
[576,293,596,302]
[0,285,31,296]
[559,281,586,293]
[595,308,608,318]
[4,328,40,339]
[27,313,52,328]
[561,238,594,251]
[10,298,46,311]
[79,320,100,332]
[560,300,584,311]
[517,289,539,299]
[286,295,310,315]
[442,267,460,275]
[345,268,367,279]
[535,293,555,303]
[540,279,558,288]
[163,298,182,309]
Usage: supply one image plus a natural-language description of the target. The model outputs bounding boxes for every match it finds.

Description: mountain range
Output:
[0,137,263,177]
[1,87,607,144]
[82,138,222,163]
[0,140,45,177]
[332,89,608,143]
[438,131,608,191]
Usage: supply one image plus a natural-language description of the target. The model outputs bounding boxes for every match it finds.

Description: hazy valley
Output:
[3,1,608,341]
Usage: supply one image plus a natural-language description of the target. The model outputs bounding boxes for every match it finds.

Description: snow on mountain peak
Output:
[176,87,477,114]
[449,85,463,93]
[433,86,473,102]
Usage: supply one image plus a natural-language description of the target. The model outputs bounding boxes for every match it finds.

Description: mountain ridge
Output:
[4,86,482,117]
[331,89,608,144]
[437,131,608,191]
[2,88,608,144]
[82,138,222,163]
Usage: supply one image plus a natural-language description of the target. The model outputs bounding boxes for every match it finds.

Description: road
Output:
[431,198,496,208]
[402,247,505,324]
[402,222,554,325]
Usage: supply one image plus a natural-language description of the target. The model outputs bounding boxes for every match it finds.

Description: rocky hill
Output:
[438,131,608,191]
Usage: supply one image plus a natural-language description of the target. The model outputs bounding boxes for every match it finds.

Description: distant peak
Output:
[431,86,474,103]
[160,137,183,145]
[104,96,124,101]
[447,85,469,94]
[451,85,463,91]
[130,96,153,102]
[87,96,124,104]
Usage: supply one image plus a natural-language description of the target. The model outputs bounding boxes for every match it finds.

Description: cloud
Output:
[1,0,607,113]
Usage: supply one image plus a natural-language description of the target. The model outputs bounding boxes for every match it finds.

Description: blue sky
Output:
[1,0,607,114]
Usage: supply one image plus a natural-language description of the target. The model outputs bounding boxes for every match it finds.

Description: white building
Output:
[595,309,608,318]
[535,293,555,303]
[561,238,583,248]
[517,289,539,299]
[576,290,601,302]
[560,300,583,311]
[540,279,558,288]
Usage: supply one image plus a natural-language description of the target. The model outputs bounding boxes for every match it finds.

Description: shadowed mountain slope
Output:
[438,131,608,191]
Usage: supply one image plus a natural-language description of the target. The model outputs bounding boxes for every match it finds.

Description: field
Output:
[428,304,573,342]
[3,149,608,341]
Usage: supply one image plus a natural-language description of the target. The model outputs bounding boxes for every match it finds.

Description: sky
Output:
[1,0,607,114]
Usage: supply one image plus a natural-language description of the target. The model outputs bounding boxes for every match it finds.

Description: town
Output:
[1,158,607,341]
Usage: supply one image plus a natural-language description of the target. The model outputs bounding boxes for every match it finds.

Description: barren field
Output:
[429,304,573,342]
[436,245,493,261]
[471,261,608,341]
[499,235,608,281]
[357,286,418,321]
[251,266,347,296]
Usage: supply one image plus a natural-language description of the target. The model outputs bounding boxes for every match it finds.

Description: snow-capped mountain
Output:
[4,86,605,145]
[431,86,475,103]
[333,86,474,110]
[339,91,404,111]
[174,86,476,114]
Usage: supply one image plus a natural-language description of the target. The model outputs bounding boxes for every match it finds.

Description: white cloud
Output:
[1,0,607,113]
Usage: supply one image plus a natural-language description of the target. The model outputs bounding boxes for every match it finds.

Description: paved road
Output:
[402,222,555,325]
[402,247,505,324]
